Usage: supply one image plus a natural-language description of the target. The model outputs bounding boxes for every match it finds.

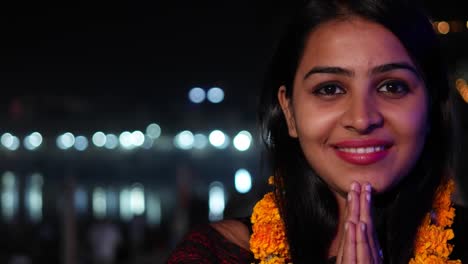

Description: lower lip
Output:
[334,147,390,165]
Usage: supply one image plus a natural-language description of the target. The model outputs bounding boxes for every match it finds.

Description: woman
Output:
[167,0,467,263]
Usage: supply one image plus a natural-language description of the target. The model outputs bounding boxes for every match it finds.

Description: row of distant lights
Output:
[174,130,252,151]
[188,87,224,104]
[433,20,468,35]
[0,124,253,152]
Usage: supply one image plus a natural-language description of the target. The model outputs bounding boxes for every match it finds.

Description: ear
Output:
[277,85,298,138]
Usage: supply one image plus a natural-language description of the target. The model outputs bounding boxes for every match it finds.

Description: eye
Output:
[313,83,346,97]
[377,81,410,97]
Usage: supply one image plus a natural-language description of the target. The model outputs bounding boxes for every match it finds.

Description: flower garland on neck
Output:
[249,177,461,264]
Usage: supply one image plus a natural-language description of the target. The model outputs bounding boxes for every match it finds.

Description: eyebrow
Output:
[303,62,422,80]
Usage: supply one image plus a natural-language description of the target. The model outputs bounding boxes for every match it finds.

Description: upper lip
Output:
[331,139,394,148]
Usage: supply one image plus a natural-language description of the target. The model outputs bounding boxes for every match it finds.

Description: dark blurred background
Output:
[0,0,467,263]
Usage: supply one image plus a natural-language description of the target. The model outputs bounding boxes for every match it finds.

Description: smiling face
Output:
[278,17,429,197]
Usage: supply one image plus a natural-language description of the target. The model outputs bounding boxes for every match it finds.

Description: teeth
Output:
[337,146,386,154]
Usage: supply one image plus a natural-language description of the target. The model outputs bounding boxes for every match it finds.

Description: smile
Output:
[336,146,386,154]
[332,140,393,165]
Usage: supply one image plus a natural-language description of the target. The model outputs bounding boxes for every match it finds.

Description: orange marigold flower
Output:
[250,192,290,263]
[252,179,460,263]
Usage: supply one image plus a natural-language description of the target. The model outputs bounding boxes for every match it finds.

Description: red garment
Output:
[166,224,254,263]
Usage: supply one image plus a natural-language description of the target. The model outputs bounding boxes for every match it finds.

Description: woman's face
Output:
[278,17,429,196]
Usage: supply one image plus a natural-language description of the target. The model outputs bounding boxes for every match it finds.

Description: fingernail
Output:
[348,192,352,201]
[351,182,359,191]
[365,184,372,192]
[360,223,366,231]
[366,193,371,202]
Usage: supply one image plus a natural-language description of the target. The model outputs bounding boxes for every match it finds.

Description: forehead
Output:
[298,17,414,71]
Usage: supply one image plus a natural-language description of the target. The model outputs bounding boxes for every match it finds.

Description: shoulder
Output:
[211,219,251,251]
[166,220,253,263]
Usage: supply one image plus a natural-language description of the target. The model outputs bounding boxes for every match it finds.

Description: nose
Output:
[340,95,383,134]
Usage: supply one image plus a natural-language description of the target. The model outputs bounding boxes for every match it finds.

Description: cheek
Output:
[293,104,342,144]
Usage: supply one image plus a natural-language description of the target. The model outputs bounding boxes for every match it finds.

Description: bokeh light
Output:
[234,169,252,194]
[233,130,252,151]
[209,130,229,149]
[174,130,194,150]
[146,123,161,139]
[92,132,107,147]
[188,87,206,103]
[207,87,224,103]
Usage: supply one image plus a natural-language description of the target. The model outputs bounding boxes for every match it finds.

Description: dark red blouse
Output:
[166,224,254,264]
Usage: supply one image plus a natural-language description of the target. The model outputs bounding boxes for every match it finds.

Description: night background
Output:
[0,0,467,263]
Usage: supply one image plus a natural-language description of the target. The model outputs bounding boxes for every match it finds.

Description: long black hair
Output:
[258,0,453,263]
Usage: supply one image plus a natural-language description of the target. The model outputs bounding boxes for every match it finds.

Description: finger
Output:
[356,221,372,264]
[337,199,349,264]
[337,222,345,264]
[359,183,379,261]
[342,221,357,264]
[336,190,352,263]
[359,182,372,224]
[348,182,361,225]
[360,183,383,263]
[339,182,361,264]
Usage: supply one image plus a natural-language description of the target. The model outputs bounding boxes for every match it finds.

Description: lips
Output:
[331,139,393,165]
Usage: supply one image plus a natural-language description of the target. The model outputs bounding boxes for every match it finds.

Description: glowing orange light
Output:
[455,78,468,103]
[437,21,450,34]
[456,78,466,89]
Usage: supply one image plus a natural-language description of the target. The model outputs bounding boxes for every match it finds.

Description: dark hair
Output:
[258,0,453,263]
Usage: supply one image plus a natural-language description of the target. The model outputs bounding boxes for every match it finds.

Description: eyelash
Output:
[312,83,345,96]
[312,80,410,98]
[377,80,410,97]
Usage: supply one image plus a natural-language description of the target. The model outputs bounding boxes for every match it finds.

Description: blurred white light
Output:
[1,171,18,221]
[26,173,43,222]
[119,188,132,221]
[174,130,194,150]
[57,132,75,150]
[1,133,20,151]
[209,182,225,221]
[105,134,119,149]
[119,131,133,149]
[74,136,88,151]
[193,134,208,149]
[141,136,154,149]
[233,131,252,151]
[146,191,161,226]
[92,187,107,219]
[92,132,107,147]
[209,130,229,149]
[74,188,88,214]
[188,87,206,103]
[207,87,224,103]
[1,133,13,148]
[24,138,35,151]
[24,132,43,151]
[106,188,118,217]
[131,131,145,147]
[130,183,145,215]
[234,169,252,194]
[29,132,43,147]
[9,137,20,151]
[146,123,161,139]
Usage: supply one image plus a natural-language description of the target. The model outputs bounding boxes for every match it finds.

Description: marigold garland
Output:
[250,178,461,263]
[409,179,461,264]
